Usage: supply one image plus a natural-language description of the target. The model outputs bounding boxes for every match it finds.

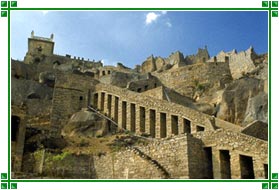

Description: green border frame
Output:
[0,0,278,189]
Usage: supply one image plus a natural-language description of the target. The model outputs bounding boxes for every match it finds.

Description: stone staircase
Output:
[127,146,171,179]
[88,105,170,179]
[87,106,118,126]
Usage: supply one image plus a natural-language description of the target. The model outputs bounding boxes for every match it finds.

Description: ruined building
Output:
[11,32,268,179]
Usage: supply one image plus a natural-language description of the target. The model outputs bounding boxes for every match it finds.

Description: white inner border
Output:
[0,0,278,189]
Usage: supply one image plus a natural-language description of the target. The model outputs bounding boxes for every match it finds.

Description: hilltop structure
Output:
[11,32,268,179]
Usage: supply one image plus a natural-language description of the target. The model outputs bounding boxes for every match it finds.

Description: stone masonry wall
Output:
[50,73,99,129]
[208,47,256,80]
[141,86,166,100]
[127,77,161,93]
[24,125,268,179]
[193,129,268,179]
[93,149,164,179]
[94,83,215,137]
[28,38,54,56]
[93,134,204,179]
[241,121,268,141]
[29,136,198,179]
[153,62,232,97]
[143,87,196,109]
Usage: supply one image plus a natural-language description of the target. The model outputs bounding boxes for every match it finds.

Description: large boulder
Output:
[229,47,256,80]
[216,77,266,126]
[243,92,268,126]
[62,109,117,138]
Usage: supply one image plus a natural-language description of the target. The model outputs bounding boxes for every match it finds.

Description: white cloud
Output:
[101,59,119,66]
[166,21,172,27]
[145,11,171,27]
[145,12,160,25]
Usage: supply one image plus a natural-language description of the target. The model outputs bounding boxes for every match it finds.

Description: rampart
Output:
[93,134,204,179]
[92,83,216,138]
[207,47,257,79]
[193,129,268,179]
[50,72,99,130]
[31,130,267,179]
[153,61,232,97]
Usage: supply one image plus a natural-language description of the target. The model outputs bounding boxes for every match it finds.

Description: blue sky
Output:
[11,11,268,68]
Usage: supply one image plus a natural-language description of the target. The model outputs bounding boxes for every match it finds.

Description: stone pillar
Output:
[253,158,266,179]
[166,114,172,137]
[126,103,131,131]
[191,122,197,133]
[118,98,123,129]
[178,117,184,134]
[113,96,119,123]
[230,151,241,179]
[145,109,150,135]
[97,92,102,110]
[107,94,112,118]
[103,93,109,115]
[140,107,146,133]
[155,111,161,138]
[111,95,115,121]
[135,105,141,134]
[98,92,106,112]
[211,147,222,179]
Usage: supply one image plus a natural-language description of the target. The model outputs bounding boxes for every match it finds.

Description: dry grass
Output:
[62,133,128,155]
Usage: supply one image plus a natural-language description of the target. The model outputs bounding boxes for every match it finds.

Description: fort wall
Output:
[29,131,267,179]
[50,73,99,129]
[153,61,232,97]
[28,135,200,179]
[193,129,268,179]
[93,83,215,138]
[207,47,257,80]
[92,134,204,179]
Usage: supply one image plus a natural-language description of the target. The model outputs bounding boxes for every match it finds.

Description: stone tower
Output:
[23,31,55,64]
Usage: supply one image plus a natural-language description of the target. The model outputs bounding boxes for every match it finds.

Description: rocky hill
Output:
[11,32,268,179]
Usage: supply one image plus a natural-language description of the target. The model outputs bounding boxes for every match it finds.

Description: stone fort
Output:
[11,31,268,179]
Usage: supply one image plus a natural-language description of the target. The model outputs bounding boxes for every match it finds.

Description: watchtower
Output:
[24,31,55,64]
